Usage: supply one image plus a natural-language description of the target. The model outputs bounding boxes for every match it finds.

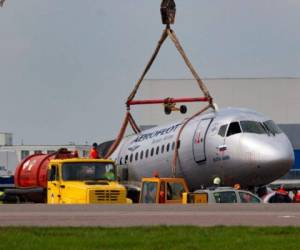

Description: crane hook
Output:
[160,0,176,26]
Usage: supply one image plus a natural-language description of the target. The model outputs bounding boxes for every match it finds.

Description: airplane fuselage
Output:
[111,108,294,190]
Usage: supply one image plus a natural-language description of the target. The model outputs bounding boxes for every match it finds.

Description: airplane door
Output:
[193,119,212,163]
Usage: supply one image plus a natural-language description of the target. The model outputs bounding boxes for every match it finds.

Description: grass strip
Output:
[0,226,300,250]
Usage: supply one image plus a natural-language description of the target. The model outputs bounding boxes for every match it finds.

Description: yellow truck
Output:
[47,158,131,204]
[3,149,131,204]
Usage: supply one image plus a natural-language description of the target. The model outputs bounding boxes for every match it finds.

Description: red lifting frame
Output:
[127,97,209,106]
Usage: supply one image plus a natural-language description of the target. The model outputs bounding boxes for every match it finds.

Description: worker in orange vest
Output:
[276,185,288,196]
[159,181,166,203]
[89,142,100,159]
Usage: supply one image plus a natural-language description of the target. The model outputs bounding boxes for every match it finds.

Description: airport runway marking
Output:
[278,215,296,219]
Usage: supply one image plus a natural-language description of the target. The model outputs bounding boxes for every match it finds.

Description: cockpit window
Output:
[218,124,228,137]
[263,120,282,135]
[227,122,241,137]
[240,121,266,134]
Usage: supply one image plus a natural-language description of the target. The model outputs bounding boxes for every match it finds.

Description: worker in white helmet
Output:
[213,177,221,187]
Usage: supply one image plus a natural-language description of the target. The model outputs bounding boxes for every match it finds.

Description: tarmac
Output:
[1,204,300,227]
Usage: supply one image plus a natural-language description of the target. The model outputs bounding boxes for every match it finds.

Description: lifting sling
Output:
[105,0,215,177]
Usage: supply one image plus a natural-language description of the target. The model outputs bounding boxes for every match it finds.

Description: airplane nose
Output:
[240,135,294,183]
[261,142,294,174]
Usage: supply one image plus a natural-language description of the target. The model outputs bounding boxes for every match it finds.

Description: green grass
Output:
[1,226,300,250]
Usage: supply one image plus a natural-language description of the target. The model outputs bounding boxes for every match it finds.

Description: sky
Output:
[0,0,300,145]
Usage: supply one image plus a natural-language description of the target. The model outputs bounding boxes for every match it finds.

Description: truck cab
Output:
[47,158,130,204]
[140,177,189,204]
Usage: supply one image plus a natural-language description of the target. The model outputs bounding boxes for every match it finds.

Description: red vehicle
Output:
[5,148,77,203]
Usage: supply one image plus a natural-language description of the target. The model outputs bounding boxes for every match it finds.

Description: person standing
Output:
[293,190,300,203]
[89,142,100,159]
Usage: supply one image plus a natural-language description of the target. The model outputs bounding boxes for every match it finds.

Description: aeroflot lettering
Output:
[132,123,181,143]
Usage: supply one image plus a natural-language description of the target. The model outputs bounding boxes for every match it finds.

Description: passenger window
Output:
[48,165,58,181]
[150,148,154,157]
[145,149,149,158]
[213,191,237,203]
[141,182,157,203]
[167,182,185,201]
[156,146,159,155]
[140,151,144,160]
[55,166,59,180]
[161,145,165,154]
[119,157,123,165]
[129,154,133,163]
[238,192,260,203]
[166,143,170,152]
[171,142,175,150]
[227,122,241,137]
[135,152,138,161]
[125,155,128,164]
[218,124,228,137]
